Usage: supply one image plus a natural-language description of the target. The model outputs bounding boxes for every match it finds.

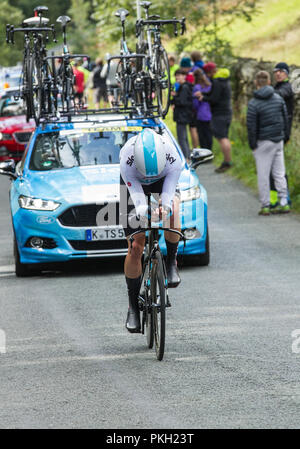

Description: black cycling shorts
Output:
[119,176,180,237]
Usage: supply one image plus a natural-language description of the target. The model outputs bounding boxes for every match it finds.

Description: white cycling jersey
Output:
[120,133,184,214]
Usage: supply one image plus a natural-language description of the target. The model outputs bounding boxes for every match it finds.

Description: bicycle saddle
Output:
[23,16,49,26]
[33,6,49,13]
[140,1,152,9]
[115,8,129,20]
[56,16,71,26]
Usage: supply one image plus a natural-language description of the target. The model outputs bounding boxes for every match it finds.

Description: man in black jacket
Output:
[274,62,294,135]
[247,71,290,215]
[171,68,193,160]
[196,62,233,173]
[270,62,294,206]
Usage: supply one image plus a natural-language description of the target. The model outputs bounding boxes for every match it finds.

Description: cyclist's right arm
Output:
[120,139,149,217]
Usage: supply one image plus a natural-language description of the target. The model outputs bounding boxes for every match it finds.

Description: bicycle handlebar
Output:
[136,17,186,37]
[107,53,147,62]
[129,227,184,241]
[6,24,56,44]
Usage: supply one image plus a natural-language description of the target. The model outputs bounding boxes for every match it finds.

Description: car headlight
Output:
[18,195,61,211]
[180,185,201,202]
[0,133,13,140]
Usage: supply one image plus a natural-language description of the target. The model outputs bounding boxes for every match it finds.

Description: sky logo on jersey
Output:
[142,129,158,177]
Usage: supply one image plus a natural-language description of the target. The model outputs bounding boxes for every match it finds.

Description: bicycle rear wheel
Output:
[151,250,166,361]
[143,246,154,349]
[22,56,32,122]
[28,54,43,124]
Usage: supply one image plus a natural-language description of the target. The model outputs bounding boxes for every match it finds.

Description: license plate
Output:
[86,228,125,241]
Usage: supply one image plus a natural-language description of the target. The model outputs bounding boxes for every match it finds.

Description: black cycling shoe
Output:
[125,309,141,333]
[125,276,141,333]
[166,259,181,288]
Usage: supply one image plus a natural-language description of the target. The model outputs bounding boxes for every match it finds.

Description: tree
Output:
[0,1,24,66]
[67,0,98,58]
[92,0,258,64]
[9,0,71,27]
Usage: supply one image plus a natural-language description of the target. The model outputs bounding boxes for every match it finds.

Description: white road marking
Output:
[0,265,15,273]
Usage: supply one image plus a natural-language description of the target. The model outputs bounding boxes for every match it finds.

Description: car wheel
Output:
[186,226,210,267]
[14,237,40,277]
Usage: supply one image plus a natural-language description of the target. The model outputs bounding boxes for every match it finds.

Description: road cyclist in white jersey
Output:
[119,128,184,333]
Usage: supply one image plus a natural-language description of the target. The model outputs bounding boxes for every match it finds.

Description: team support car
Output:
[0,66,22,98]
[0,88,35,161]
[0,113,212,276]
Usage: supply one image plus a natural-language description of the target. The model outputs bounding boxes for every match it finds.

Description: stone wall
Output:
[230,57,300,125]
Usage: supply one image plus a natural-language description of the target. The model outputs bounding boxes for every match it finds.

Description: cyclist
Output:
[120,128,183,333]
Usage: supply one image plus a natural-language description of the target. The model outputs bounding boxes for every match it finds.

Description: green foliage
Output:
[9,0,71,26]
[67,0,98,57]
[0,1,24,66]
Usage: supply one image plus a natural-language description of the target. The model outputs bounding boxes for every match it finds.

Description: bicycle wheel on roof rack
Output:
[152,48,171,118]
[28,54,43,125]
[116,60,130,108]
[21,56,32,122]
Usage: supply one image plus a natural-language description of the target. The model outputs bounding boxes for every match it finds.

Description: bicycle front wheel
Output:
[154,48,170,118]
[151,251,166,361]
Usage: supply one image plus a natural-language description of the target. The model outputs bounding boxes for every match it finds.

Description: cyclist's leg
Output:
[163,194,181,288]
[124,234,145,333]
[120,175,145,333]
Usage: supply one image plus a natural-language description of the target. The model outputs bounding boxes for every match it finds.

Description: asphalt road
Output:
[1,165,300,429]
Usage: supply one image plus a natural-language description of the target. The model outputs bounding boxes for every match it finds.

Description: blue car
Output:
[0,113,212,276]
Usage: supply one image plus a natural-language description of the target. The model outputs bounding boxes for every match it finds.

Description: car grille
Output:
[58,203,120,227]
[13,131,32,144]
[68,240,127,251]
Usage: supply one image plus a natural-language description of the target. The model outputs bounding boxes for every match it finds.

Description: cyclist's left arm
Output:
[161,155,182,211]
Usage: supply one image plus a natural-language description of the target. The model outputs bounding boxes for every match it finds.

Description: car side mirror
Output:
[190,148,214,169]
[0,159,17,179]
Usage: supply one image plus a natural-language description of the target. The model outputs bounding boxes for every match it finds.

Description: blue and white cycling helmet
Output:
[134,128,166,177]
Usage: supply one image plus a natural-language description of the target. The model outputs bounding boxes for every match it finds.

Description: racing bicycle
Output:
[136,1,186,117]
[129,198,184,361]
[6,6,57,124]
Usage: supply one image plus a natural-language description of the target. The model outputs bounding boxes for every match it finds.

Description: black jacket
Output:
[247,86,289,150]
[202,76,232,117]
[93,64,106,89]
[274,80,294,133]
[171,82,193,124]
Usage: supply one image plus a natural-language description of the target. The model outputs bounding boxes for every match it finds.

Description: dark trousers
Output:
[176,123,190,159]
[196,120,213,150]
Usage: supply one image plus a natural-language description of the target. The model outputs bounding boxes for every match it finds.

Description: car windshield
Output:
[29,128,140,171]
[0,97,25,117]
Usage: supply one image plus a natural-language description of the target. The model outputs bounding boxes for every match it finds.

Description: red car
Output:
[0,89,35,162]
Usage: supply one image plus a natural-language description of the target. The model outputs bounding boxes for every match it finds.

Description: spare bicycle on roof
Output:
[6,3,185,124]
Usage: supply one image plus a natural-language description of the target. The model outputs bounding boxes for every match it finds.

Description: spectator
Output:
[101,54,121,106]
[72,61,85,104]
[270,62,295,207]
[92,58,108,109]
[246,70,290,216]
[171,68,194,161]
[197,62,233,173]
[168,55,179,89]
[180,57,194,84]
[192,69,212,150]
[180,57,198,149]
[190,51,205,72]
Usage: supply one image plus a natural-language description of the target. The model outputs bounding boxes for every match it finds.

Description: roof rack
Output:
[39,106,162,127]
